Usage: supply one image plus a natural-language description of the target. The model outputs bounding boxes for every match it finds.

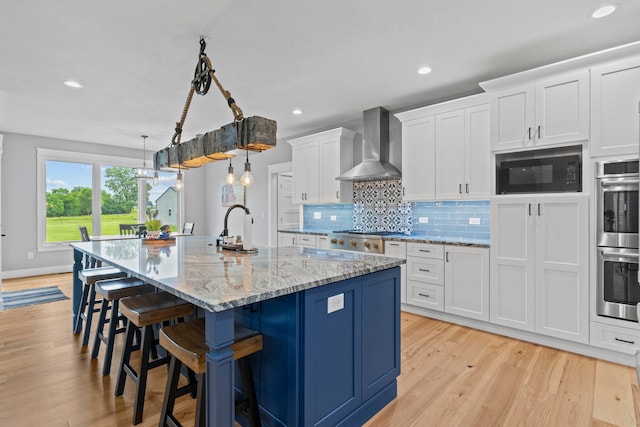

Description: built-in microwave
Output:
[496,145,582,194]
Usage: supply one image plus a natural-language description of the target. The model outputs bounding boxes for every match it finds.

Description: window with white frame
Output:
[36,148,183,250]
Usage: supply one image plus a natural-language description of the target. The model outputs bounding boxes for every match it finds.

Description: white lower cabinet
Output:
[490,195,589,343]
[444,246,489,321]
[295,234,317,248]
[317,235,329,250]
[278,232,296,247]
[385,241,407,304]
[590,322,640,355]
[406,243,444,311]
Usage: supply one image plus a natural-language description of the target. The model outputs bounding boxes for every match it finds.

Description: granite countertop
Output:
[71,236,405,313]
[278,229,490,248]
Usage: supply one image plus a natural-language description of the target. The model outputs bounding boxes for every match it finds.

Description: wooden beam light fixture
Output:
[154,38,277,171]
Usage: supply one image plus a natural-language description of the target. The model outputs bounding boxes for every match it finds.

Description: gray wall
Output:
[0,131,205,277]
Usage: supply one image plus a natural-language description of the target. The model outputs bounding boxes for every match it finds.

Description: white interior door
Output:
[278,173,298,230]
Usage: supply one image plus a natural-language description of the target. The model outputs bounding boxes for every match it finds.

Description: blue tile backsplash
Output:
[302,180,490,240]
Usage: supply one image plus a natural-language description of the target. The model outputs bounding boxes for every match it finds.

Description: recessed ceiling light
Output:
[292,108,302,115]
[417,66,432,75]
[591,4,617,18]
[63,80,83,88]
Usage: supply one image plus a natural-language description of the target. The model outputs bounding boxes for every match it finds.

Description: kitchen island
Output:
[70,236,404,426]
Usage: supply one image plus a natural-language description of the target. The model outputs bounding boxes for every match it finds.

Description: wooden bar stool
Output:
[115,292,194,425]
[91,277,157,376]
[74,266,127,346]
[158,318,263,427]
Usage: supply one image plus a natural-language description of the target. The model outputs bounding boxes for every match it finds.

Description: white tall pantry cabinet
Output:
[490,195,589,343]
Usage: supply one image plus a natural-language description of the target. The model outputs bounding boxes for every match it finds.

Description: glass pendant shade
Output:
[226,160,235,185]
[153,170,159,186]
[175,170,184,191]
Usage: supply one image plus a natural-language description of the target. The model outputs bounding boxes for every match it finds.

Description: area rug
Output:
[1,286,69,309]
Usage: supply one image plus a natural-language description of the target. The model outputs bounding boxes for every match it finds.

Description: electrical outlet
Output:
[314,212,321,219]
[469,217,481,225]
[419,217,428,224]
[27,252,34,259]
[330,215,337,221]
[327,293,344,314]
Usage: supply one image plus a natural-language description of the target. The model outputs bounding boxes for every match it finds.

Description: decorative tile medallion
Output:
[352,180,412,233]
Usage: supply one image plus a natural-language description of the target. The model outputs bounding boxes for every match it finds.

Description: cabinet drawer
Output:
[407,243,443,259]
[407,281,444,311]
[407,257,444,285]
[590,322,640,355]
[296,235,317,248]
[384,241,407,258]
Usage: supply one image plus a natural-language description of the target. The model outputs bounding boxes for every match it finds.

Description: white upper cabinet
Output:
[399,115,436,201]
[288,128,355,204]
[590,55,640,157]
[491,70,589,151]
[396,94,490,201]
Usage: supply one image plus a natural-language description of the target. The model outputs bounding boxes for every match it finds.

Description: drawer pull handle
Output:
[419,249,431,253]
[418,293,431,298]
[418,268,431,272]
[614,337,635,345]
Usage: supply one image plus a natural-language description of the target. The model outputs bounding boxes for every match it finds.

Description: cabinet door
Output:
[401,116,436,200]
[534,196,588,343]
[361,268,400,401]
[292,142,319,203]
[491,85,535,151]
[535,70,589,146]
[319,138,342,203]
[464,104,491,199]
[591,56,640,157]
[317,235,329,250]
[303,278,361,427]
[435,110,465,199]
[490,198,535,331]
[444,246,489,321]
[278,232,296,247]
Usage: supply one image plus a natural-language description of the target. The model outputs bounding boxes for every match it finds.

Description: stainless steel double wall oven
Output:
[596,159,640,322]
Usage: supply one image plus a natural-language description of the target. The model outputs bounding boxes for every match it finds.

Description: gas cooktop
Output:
[332,230,396,236]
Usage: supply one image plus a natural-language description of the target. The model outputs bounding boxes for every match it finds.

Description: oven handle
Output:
[599,178,639,187]
[600,249,639,262]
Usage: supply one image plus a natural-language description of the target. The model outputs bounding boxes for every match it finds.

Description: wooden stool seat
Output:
[91,277,157,376]
[159,318,263,427]
[78,266,127,285]
[74,266,127,346]
[119,292,194,327]
[115,292,194,425]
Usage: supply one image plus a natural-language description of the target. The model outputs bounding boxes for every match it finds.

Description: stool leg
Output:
[102,299,120,376]
[73,284,90,335]
[132,325,154,425]
[91,298,110,359]
[195,372,206,427]
[82,284,98,346]
[115,321,137,397]
[159,355,182,427]
[238,358,261,427]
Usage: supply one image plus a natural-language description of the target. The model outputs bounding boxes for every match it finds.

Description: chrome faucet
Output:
[220,204,251,238]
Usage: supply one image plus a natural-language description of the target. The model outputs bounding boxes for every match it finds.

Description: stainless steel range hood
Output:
[336,107,401,181]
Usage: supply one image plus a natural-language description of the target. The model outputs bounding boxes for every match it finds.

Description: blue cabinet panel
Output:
[303,277,362,427]
[362,269,401,401]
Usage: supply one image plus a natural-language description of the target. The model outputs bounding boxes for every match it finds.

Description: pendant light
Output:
[175,166,184,191]
[153,169,159,186]
[226,158,235,185]
[240,147,254,187]
[135,135,152,180]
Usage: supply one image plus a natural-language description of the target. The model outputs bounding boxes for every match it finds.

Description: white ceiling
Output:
[1,0,640,152]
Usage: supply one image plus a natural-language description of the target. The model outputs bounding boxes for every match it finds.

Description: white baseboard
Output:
[2,265,73,279]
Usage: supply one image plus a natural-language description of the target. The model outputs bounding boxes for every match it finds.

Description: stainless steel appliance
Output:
[495,145,581,194]
[596,159,640,322]
[596,160,639,248]
[327,230,394,254]
[597,247,640,321]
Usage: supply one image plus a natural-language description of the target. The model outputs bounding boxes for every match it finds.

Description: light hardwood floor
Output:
[1,273,639,426]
